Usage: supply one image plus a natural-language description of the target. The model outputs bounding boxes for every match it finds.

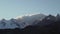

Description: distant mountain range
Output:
[0,13,60,29]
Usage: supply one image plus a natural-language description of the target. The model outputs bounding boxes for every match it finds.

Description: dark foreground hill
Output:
[0,20,60,34]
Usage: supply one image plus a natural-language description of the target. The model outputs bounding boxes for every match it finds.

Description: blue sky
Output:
[0,0,60,19]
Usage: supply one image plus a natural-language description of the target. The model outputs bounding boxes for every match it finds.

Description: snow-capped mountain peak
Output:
[0,14,46,29]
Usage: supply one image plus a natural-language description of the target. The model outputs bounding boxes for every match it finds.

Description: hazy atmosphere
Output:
[0,0,60,34]
[0,0,60,19]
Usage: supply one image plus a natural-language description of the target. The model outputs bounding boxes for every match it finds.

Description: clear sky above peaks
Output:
[0,0,60,19]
